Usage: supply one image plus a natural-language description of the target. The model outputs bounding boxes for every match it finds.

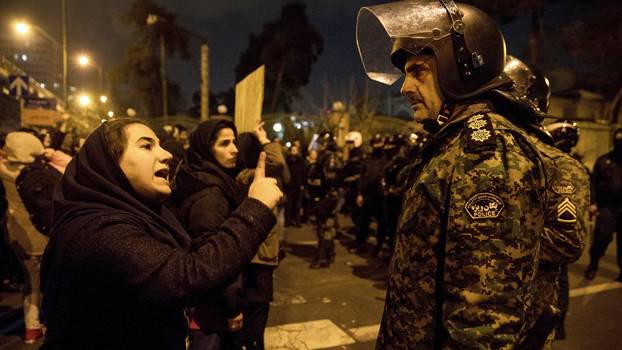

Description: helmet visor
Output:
[356,0,452,85]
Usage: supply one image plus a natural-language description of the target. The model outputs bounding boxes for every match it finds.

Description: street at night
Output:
[1,0,622,349]
[2,217,622,349]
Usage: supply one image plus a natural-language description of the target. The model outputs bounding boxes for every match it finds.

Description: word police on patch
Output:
[465,192,505,219]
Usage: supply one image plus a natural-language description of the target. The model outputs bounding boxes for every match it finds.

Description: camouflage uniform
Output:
[526,135,590,343]
[377,103,547,349]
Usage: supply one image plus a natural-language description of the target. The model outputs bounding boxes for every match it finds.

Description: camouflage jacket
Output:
[376,102,547,350]
[528,137,589,266]
[526,135,590,325]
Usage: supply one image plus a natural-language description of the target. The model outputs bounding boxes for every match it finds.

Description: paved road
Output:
[2,216,621,349]
[266,217,622,350]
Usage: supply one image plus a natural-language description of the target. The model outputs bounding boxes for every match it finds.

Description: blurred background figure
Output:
[352,134,386,255]
[341,131,364,233]
[285,144,307,228]
[585,127,622,283]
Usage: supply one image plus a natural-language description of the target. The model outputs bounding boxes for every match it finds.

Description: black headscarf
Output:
[42,123,190,306]
[184,119,241,203]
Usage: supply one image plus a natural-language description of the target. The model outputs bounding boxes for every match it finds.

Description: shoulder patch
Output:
[557,197,577,223]
[464,192,505,219]
[464,113,496,153]
[552,181,576,195]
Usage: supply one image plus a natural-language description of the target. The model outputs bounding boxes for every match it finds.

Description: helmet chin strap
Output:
[436,102,453,126]
[421,103,453,134]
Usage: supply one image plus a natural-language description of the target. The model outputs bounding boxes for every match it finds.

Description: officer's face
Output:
[400,55,444,124]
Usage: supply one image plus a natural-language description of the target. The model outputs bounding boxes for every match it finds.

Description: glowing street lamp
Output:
[107,111,114,118]
[14,21,31,35]
[99,95,108,103]
[77,94,92,107]
[12,19,67,106]
[76,53,104,92]
[77,54,90,67]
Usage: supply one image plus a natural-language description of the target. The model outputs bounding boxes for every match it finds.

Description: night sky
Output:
[0,0,593,112]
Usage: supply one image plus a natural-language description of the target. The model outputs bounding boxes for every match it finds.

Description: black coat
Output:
[285,154,307,190]
[170,118,246,332]
[42,200,273,350]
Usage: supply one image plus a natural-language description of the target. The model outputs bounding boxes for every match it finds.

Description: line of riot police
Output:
[290,129,429,269]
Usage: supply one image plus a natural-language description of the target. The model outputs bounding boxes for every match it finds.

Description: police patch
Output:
[552,181,576,195]
[557,197,577,223]
[464,113,496,153]
[464,192,505,219]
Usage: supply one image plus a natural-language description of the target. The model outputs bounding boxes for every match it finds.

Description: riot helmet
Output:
[345,131,363,148]
[546,120,579,153]
[503,55,534,99]
[503,55,551,113]
[357,0,510,101]
[530,69,551,113]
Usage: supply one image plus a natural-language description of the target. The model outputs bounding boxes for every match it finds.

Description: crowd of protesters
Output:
[0,117,283,349]
[0,109,620,349]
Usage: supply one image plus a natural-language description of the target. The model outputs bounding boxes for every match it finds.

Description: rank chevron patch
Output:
[557,197,577,223]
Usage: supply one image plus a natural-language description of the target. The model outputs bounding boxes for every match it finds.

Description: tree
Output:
[110,0,191,118]
[235,1,323,113]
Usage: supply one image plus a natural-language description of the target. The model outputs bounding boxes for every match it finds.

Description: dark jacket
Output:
[43,200,274,350]
[358,153,387,198]
[591,151,622,208]
[173,161,245,326]
[171,119,245,331]
[285,153,307,191]
[16,155,63,236]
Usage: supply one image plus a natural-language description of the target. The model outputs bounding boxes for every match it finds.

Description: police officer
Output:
[356,1,547,348]
[504,56,590,343]
[342,132,365,226]
[352,134,388,254]
[381,133,410,258]
[308,133,342,268]
[585,127,622,282]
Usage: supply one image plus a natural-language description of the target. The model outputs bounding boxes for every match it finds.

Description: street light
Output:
[76,53,104,92]
[14,21,31,35]
[100,95,108,104]
[77,54,90,66]
[77,94,91,107]
[12,18,68,107]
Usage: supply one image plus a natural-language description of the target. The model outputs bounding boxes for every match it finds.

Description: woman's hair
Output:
[103,118,150,163]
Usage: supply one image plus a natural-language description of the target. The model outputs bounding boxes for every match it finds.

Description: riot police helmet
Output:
[530,69,551,113]
[345,131,363,148]
[503,55,551,113]
[546,120,579,152]
[357,0,511,101]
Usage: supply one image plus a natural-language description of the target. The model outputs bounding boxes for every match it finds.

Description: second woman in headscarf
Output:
[171,119,246,349]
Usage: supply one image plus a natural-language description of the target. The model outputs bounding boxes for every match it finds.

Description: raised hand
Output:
[248,152,283,209]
